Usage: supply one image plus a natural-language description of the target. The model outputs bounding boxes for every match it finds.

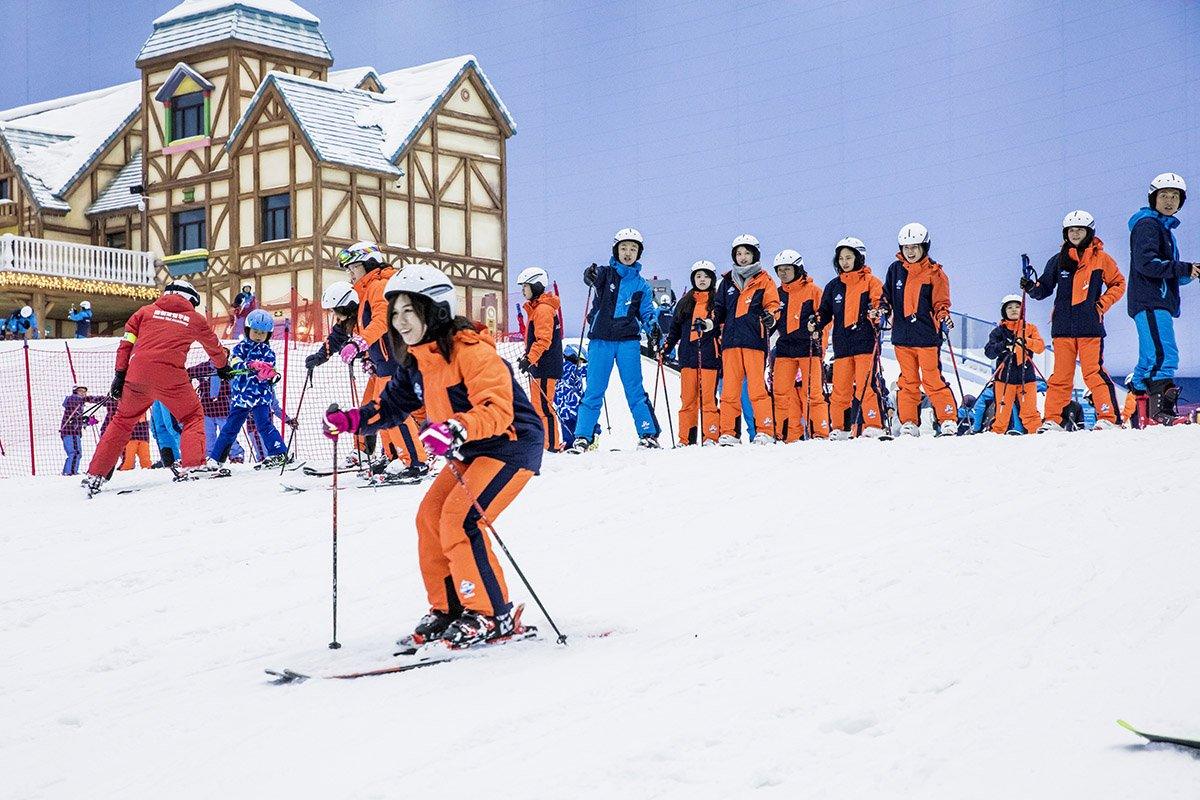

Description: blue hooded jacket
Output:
[586,258,657,341]
[68,307,92,338]
[1127,207,1192,318]
[229,338,279,409]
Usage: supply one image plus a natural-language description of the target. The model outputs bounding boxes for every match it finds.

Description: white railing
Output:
[0,233,156,286]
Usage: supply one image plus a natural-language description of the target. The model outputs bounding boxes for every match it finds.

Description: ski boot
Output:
[637,435,662,450]
[566,437,591,455]
[255,454,289,470]
[443,607,516,647]
[1146,379,1185,426]
[1037,420,1064,434]
[81,474,106,498]
[861,426,890,440]
[938,420,957,436]
[752,433,776,445]
[828,429,852,441]
[899,422,921,437]
[397,608,458,648]
[718,434,740,446]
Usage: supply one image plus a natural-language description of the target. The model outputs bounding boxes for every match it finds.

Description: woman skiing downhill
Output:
[567,228,662,453]
[771,249,828,441]
[323,265,544,647]
[984,295,1046,435]
[881,223,959,437]
[811,237,887,440]
[1022,210,1126,431]
[663,260,722,445]
[714,234,781,445]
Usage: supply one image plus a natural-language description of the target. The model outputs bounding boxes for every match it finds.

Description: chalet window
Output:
[172,208,206,253]
[105,231,127,249]
[171,92,205,141]
[0,178,9,200]
[261,193,291,242]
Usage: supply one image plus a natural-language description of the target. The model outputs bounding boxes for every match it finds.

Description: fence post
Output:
[64,340,78,384]
[280,319,290,438]
[23,341,36,476]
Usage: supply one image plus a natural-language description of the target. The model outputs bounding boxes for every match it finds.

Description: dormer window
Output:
[171,91,206,140]
[155,62,215,152]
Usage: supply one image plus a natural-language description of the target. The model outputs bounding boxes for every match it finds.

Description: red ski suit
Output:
[86,294,227,476]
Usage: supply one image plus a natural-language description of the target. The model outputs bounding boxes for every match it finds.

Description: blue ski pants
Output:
[574,339,659,441]
[1132,309,1179,390]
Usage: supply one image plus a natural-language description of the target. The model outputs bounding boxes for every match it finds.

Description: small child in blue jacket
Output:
[206,309,289,469]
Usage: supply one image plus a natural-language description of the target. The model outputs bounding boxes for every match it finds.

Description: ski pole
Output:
[329,432,341,650]
[940,322,967,404]
[851,320,885,436]
[443,459,568,645]
[658,356,676,448]
[280,368,312,475]
[695,339,704,445]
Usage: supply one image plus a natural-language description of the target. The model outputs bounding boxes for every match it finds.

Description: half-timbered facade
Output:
[0,0,515,338]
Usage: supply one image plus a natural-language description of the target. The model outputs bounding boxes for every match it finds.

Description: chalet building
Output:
[0,0,515,338]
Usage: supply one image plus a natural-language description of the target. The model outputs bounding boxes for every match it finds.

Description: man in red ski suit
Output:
[83,281,229,492]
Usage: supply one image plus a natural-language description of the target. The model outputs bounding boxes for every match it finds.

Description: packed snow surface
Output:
[5,384,1200,798]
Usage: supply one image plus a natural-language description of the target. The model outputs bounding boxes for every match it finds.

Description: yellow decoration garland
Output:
[0,272,159,300]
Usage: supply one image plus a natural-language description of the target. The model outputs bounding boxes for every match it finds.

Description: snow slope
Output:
[5,405,1200,798]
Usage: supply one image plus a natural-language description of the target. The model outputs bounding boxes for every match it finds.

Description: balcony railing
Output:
[0,233,156,286]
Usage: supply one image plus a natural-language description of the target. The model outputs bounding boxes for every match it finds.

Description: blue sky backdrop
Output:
[1,0,1197,373]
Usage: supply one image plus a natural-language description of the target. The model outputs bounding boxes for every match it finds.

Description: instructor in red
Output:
[82,280,230,495]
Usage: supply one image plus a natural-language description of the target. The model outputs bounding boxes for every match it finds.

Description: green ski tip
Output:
[1117,719,1139,734]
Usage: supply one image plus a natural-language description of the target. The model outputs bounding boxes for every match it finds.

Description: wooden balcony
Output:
[0,233,156,287]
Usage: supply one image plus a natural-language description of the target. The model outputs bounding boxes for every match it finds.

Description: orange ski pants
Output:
[528,377,562,452]
[720,347,772,437]
[894,345,958,424]
[829,354,883,433]
[679,367,719,445]
[772,355,829,441]
[992,381,1043,434]
[1044,337,1121,424]
[364,374,427,465]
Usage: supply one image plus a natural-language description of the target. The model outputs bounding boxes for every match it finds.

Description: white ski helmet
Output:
[1000,293,1023,316]
[897,223,930,246]
[773,249,804,270]
[80,300,91,310]
[336,240,387,270]
[834,236,867,270]
[731,233,761,264]
[1061,210,1095,230]
[612,227,644,260]
[691,259,717,276]
[19,305,32,318]
[163,280,200,308]
[320,280,357,310]
[1150,172,1187,208]
[516,266,550,294]
[384,263,457,321]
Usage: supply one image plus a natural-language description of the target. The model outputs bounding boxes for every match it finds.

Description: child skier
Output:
[67,301,92,338]
[337,242,429,479]
[1021,210,1125,431]
[323,265,544,646]
[663,260,721,445]
[60,385,104,475]
[516,267,564,452]
[1125,172,1200,424]
[881,223,958,436]
[120,413,152,471]
[983,295,1046,435]
[714,234,780,445]
[206,308,289,470]
[771,249,828,441]
[555,344,592,446]
[811,237,887,440]
[567,228,662,452]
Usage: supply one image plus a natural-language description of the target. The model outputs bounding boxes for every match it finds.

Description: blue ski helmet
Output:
[246,309,274,334]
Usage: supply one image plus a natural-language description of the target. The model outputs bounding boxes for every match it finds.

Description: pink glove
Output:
[362,357,376,375]
[323,406,361,439]
[420,420,467,457]
[246,360,277,382]
[339,335,367,364]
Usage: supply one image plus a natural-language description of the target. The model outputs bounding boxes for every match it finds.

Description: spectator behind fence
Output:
[231,284,257,339]
[120,412,152,470]
[60,385,104,475]
[8,305,39,339]
[187,360,244,463]
[67,301,92,338]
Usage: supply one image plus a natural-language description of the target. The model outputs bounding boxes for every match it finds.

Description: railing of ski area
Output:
[0,328,531,479]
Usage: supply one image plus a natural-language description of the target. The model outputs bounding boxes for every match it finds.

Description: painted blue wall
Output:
[2,0,1196,374]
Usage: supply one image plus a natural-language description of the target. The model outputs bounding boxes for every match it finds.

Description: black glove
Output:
[759,310,775,331]
[583,263,598,287]
[110,370,126,400]
[517,356,531,373]
[304,352,324,371]
[216,364,236,380]
[692,318,713,334]
[1019,277,1036,292]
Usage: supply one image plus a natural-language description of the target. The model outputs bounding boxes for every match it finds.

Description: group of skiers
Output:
[535,171,1196,450]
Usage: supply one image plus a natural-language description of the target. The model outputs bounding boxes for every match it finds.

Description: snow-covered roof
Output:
[138,1,331,65]
[230,73,401,176]
[0,81,141,213]
[86,151,144,217]
[328,66,384,92]
[229,56,514,176]
[368,55,516,161]
[154,0,319,25]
